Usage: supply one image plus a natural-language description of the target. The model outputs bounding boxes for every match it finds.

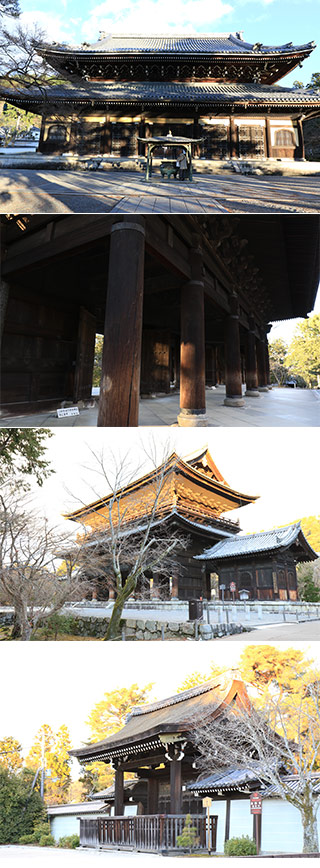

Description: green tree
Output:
[0,0,20,15]
[0,429,53,486]
[286,315,320,388]
[92,334,103,387]
[26,724,72,805]
[0,736,23,773]
[0,105,40,145]
[268,338,289,385]
[0,766,45,844]
[82,683,153,793]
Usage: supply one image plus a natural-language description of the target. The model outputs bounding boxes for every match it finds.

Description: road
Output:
[218,621,320,641]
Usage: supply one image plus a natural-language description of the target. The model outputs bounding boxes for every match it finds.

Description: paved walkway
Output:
[1,387,319,428]
[218,620,320,641]
[0,168,320,212]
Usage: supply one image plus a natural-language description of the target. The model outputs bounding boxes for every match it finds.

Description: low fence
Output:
[80,814,213,852]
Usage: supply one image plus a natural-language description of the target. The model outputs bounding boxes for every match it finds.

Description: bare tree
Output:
[0,482,93,640]
[70,440,189,641]
[191,680,320,854]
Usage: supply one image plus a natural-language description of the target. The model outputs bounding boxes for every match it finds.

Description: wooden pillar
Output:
[245,316,260,397]
[178,237,207,426]
[138,120,146,156]
[256,336,269,392]
[224,294,244,407]
[229,117,237,158]
[296,118,305,160]
[114,767,124,816]
[170,758,182,814]
[151,573,161,600]
[171,575,179,598]
[37,113,47,153]
[225,798,231,842]
[265,117,271,159]
[0,279,9,353]
[147,778,159,814]
[97,217,145,427]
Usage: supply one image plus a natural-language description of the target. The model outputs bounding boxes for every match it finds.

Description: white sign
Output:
[57,407,80,418]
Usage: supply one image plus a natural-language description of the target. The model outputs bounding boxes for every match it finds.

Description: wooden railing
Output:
[80,814,215,852]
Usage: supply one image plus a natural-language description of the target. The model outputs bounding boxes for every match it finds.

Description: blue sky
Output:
[19,0,320,87]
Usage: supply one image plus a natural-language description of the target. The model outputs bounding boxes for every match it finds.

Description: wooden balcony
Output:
[80,814,217,853]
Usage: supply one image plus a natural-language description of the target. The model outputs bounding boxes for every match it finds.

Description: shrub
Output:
[176,814,199,851]
[224,835,257,856]
[33,821,52,842]
[18,834,36,844]
[39,834,55,847]
[58,834,80,849]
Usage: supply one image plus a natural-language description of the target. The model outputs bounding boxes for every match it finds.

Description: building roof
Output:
[188,766,262,794]
[70,672,249,764]
[47,801,107,816]
[65,447,256,530]
[90,778,140,801]
[196,522,318,562]
[4,80,320,110]
[41,32,315,57]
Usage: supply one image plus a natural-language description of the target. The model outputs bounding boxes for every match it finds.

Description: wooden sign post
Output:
[250,792,262,855]
[202,797,212,853]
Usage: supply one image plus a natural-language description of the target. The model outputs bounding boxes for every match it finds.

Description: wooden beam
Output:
[2,216,114,276]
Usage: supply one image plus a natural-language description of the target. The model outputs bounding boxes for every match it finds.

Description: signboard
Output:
[202,797,212,808]
[57,407,80,418]
[230,581,236,592]
[250,792,262,814]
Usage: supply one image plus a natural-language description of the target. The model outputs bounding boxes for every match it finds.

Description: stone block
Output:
[126,619,136,629]
[168,622,180,632]
[137,620,146,630]
[199,624,212,636]
[183,623,195,636]
[145,620,157,632]
[135,630,145,640]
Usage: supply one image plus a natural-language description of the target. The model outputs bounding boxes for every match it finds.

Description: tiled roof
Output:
[47,801,107,815]
[196,522,317,560]
[70,672,246,761]
[264,776,320,797]
[44,33,315,57]
[5,80,320,106]
[188,766,261,792]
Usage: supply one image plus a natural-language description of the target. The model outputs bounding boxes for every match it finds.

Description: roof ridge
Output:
[127,671,239,720]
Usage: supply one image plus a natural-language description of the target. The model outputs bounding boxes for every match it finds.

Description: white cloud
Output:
[20,9,77,43]
[81,0,233,40]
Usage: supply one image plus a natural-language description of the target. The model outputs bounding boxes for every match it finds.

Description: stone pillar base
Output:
[177,409,208,427]
[245,389,261,398]
[267,384,273,390]
[258,386,269,393]
[224,396,245,407]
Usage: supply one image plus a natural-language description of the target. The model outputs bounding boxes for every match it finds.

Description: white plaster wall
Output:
[209,800,226,853]
[50,815,80,842]
[261,799,303,853]
[110,804,138,816]
[229,799,253,840]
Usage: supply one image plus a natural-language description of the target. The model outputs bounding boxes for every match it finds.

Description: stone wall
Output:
[0,609,247,640]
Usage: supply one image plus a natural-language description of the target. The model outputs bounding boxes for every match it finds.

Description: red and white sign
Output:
[250,792,262,814]
[230,581,236,593]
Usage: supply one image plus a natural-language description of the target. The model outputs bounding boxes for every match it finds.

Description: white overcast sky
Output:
[31,426,320,536]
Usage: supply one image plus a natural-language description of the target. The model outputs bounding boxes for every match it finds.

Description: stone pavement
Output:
[1,387,319,428]
[1,167,320,213]
[218,620,320,641]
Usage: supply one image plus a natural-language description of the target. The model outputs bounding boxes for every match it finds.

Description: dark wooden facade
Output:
[197,523,317,601]
[66,447,256,602]
[2,33,320,161]
[1,214,319,426]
